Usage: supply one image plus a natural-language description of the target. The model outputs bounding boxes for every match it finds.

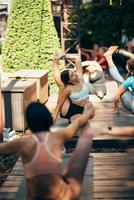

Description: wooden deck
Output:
[1,152,134,200]
[0,79,134,199]
[0,158,23,199]
[53,80,134,129]
[93,152,134,200]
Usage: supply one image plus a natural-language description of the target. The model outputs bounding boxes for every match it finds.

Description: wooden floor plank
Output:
[93,152,134,199]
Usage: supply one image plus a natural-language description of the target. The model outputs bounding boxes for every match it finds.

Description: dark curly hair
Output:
[25,102,53,132]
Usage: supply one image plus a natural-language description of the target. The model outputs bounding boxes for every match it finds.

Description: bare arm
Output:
[118,49,134,59]
[0,138,23,155]
[75,56,83,79]
[65,55,83,79]
[52,56,64,88]
[113,85,126,113]
[98,57,106,65]
[52,87,71,121]
[81,48,93,53]
[108,126,134,137]
[57,101,95,141]
[81,49,91,60]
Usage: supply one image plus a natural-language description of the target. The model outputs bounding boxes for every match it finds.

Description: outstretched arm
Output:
[52,87,70,121]
[52,56,64,88]
[75,56,83,79]
[118,49,134,59]
[107,126,134,137]
[0,138,23,155]
[80,49,91,60]
[113,86,126,113]
[81,48,93,53]
[58,101,95,141]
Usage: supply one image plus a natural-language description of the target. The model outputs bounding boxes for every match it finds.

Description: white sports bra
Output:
[69,82,89,101]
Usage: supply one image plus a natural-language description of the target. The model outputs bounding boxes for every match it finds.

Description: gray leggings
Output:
[109,67,134,114]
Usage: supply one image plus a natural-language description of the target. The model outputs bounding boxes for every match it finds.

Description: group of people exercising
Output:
[53,45,134,121]
[0,46,133,199]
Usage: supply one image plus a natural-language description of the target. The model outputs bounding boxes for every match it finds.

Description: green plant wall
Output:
[2,0,61,91]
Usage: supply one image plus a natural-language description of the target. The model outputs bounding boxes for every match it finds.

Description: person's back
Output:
[23,132,66,200]
[24,133,62,177]
[22,101,96,200]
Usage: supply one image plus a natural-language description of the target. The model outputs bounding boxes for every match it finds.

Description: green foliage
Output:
[80,0,134,47]
[2,0,61,93]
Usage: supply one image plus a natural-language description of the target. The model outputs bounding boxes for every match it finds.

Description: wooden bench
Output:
[2,79,37,131]
[9,69,49,103]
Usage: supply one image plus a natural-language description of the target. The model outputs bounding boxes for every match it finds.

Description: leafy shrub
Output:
[2,0,61,93]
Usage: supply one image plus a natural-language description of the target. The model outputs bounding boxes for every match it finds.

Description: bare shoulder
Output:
[50,127,65,137]
[62,85,71,94]
[66,84,73,91]
[50,126,69,142]
[18,135,35,150]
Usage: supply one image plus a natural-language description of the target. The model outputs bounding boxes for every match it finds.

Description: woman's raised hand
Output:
[52,51,65,62]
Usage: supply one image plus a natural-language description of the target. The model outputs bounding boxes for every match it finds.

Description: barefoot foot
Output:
[104,46,118,57]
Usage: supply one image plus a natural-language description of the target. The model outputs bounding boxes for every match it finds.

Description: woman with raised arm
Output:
[0,102,134,199]
[104,46,134,114]
[0,101,96,200]
[52,53,91,123]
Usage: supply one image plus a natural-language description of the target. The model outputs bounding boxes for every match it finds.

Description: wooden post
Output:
[0,74,3,141]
